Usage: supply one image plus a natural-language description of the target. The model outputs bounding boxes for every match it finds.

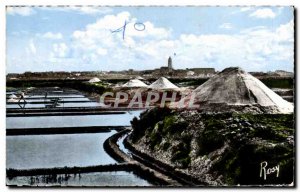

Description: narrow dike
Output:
[103,129,181,186]
[6,126,128,136]
[7,111,126,117]
[7,164,131,179]
[123,134,209,186]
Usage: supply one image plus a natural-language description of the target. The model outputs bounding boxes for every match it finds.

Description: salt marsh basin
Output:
[7,112,142,129]
[6,87,153,186]
[7,132,117,169]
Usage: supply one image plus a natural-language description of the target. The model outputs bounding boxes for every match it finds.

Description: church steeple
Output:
[168,56,173,72]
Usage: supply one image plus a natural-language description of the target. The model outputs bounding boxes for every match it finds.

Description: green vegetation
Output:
[6,87,16,91]
[197,115,226,155]
[6,80,112,95]
[170,141,191,168]
[131,107,191,168]
[78,82,111,94]
[260,78,293,89]
[132,109,294,185]
[130,107,172,143]
[234,113,294,141]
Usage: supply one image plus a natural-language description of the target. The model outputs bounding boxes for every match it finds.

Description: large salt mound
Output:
[176,67,293,114]
[148,77,179,90]
[122,79,148,88]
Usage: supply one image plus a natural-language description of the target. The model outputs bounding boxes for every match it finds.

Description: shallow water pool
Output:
[7,111,143,129]
[6,132,117,169]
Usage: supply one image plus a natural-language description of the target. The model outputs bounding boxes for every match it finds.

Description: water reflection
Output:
[7,111,143,129]
[6,102,104,109]
[8,98,92,102]
[26,94,85,98]
[7,132,117,169]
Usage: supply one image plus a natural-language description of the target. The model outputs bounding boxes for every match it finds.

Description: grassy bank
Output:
[130,108,294,185]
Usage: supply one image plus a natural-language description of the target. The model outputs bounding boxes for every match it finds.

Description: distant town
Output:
[6,57,293,81]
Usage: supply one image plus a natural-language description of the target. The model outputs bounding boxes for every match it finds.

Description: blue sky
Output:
[6,6,294,73]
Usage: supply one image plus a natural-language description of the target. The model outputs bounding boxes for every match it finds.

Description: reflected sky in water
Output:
[7,111,143,129]
[7,132,117,169]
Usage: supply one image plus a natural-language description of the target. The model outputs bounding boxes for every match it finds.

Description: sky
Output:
[6,6,294,73]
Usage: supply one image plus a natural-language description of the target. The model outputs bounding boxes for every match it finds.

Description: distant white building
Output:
[187,71,195,76]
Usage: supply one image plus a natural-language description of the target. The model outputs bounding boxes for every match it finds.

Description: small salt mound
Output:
[88,77,101,83]
[8,94,17,99]
[135,76,144,80]
[148,77,179,90]
[175,67,293,114]
[7,98,19,102]
[122,79,148,88]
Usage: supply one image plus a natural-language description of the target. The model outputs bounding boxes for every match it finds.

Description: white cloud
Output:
[7,7,35,16]
[276,19,294,42]
[38,32,63,40]
[249,8,276,19]
[72,11,170,43]
[96,47,107,56]
[240,7,252,12]
[29,40,36,55]
[69,11,171,65]
[219,23,233,29]
[52,43,68,58]
[45,10,293,72]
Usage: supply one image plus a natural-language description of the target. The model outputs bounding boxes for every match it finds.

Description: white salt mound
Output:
[89,77,101,83]
[8,94,17,99]
[122,79,148,88]
[148,77,179,90]
[177,67,293,114]
[135,76,144,80]
[7,98,18,102]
